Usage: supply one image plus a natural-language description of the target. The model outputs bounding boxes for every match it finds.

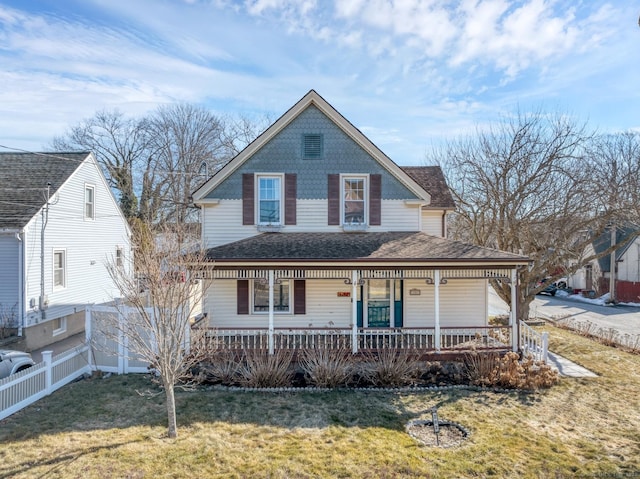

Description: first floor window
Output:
[53,250,66,288]
[343,176,366,225]
[253,279,290,313]
[258,176,281,224]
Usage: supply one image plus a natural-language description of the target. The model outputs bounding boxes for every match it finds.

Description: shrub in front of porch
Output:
[357,349,423,388]
[464,351,559,389]
[299,347,354,388]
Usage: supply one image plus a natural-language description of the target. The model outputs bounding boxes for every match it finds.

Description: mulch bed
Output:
[406,419,469,448]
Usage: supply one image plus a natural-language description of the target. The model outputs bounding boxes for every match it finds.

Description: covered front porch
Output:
[194,266,520,355]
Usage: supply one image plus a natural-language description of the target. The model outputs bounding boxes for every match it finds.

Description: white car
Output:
[0,349,35,379]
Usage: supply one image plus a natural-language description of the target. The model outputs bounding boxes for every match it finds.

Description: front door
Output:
[367,280,391,327]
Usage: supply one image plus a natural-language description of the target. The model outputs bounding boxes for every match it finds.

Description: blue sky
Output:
[0,0,638,165]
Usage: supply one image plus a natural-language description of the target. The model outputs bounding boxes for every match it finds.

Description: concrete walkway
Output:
[29,332,86,363]
[547,351,598,378]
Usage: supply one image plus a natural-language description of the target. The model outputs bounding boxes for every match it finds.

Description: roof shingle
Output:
[400,166,455,208]
[0,152,90,229]
[205,232,527,264]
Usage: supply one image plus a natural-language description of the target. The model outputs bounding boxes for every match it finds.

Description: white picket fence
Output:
[0,345,91,421]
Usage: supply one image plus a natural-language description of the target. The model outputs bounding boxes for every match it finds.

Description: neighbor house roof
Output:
[204,232,528,266]
[400,166,455,209]
[592,225,640,273]
[0,151,90,229]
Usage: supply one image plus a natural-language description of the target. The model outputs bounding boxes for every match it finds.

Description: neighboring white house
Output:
[0,151,132,350]
[192,90,529,354]
[569,225,640,302]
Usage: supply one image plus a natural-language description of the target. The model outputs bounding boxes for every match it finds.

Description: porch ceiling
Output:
[204,232,528,266]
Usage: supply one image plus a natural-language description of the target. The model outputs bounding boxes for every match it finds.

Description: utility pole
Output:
[40,182,51,321]
[609,225,616,303]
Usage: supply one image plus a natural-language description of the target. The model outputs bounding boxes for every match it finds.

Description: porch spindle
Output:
[268,270,274,355]
[434,270,441,352]
[351,270,358,354]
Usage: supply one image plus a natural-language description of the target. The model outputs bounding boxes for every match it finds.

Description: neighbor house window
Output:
[84,185,95,219]
[53,250,66,289]
[343,176,366,225]
[257,176,282,224]
[52,317,67,335]
[253,279,290,313]
[116,246,124,268]
[303,134,323,159]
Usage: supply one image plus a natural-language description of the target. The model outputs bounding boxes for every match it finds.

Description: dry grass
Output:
[0,326,639,478]
[298,347,353,388]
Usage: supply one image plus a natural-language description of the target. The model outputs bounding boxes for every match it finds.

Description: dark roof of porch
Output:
[204,232,528,264]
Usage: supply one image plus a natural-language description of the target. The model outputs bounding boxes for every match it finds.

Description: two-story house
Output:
[192,91,528,354]
[0,151,131,350]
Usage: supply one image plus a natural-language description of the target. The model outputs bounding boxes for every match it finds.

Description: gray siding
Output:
[0,234,19,313]
[209,105,418,200]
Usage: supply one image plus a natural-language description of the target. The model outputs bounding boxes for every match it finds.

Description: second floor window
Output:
[85,185,95,219]
[258,176,281,224]
[343,176,366,225]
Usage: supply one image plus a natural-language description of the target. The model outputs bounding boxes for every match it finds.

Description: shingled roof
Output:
[0,151,90,229]
[400,166,455,208]
[205,232,528,264]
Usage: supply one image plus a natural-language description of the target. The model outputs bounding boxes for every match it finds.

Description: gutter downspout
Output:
[40,183,51,322]
[16,231,24,336]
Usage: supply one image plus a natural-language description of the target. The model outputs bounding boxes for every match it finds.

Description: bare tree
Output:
[102,224,210,438]
[145,104,232,224]
[588,131,640,225]
[432,109,615,319]
[51,111,152,221]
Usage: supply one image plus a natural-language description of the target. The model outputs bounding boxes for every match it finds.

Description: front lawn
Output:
[0,326,638,478]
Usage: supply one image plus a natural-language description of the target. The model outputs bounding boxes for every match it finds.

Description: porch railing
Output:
[195,326,512,354]
[519,320,549,363]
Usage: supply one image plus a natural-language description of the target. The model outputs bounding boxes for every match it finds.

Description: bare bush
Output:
[201,351,242,385]
[359,349,422,387]
[299,347,354,388]
[237,350,294,388]
[464,351,501,387]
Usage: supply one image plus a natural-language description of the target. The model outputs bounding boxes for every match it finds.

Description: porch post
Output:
[434,269,441,352]
[351,270,358,354]
[510,268,518,352]
[268,270,274,355]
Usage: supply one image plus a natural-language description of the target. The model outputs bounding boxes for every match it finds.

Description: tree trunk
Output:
[164,378,178,438]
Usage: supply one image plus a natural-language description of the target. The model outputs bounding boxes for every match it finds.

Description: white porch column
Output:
[268,270,274,355]
[434,269,441,352]
[510,268,518,352]
[351,270,358,354]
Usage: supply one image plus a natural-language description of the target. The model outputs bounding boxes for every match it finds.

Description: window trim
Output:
[115,246,124,268]
[52,317,67,336]
[341,174,368,227]
[256,173,284,226]
[53,249,66,290]
[84,184,95,220]
[252,279,292,315]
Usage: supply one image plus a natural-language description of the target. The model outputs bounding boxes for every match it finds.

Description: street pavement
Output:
[531,294,640,337]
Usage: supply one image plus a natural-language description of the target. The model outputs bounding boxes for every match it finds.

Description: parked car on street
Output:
[0,349,35,379]
[536,278,558,296]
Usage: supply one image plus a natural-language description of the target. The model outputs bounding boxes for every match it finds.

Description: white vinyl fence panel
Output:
[0,346,91,421]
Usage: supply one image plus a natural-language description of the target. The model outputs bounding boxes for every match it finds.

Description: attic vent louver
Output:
[303,134,323,159]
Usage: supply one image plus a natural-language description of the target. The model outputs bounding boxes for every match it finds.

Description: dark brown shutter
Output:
[237,280,249,315]
[294,280,306,315]
[328,174,340,225]
[285,173,297,225]
[242,173,254,225]
[369,174,381,226]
